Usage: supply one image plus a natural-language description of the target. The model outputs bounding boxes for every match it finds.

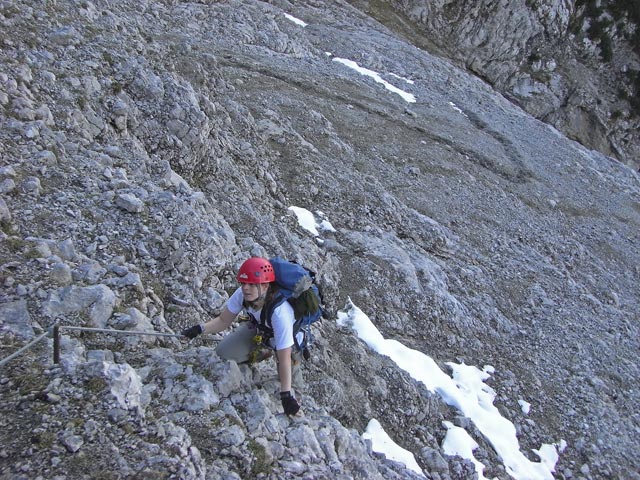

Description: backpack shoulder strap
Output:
[259,292,287,333]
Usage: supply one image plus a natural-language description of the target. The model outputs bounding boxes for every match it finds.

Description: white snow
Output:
[388,72,415,85]
[337,300,563,480]
[318,219,335,232]
[288,206,319,236]
[282,14,480,121]
[448,101,467,117]
[288,206,336,237]
[363,419,425,477]
[283,13,307,27]
[442,421,486,478]
[332,57,416,103]
[275,18,566,479]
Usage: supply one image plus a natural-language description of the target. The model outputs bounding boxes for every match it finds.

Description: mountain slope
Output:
[1,1,638,479]
[351,0,640,170]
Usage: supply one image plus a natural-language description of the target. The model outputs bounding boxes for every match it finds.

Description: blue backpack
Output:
[258,257,325,355]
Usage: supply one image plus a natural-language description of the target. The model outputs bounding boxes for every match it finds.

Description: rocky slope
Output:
[352,0,640,170]
[1,0,639,479]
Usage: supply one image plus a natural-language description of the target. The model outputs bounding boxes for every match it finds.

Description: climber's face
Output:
[241,282,268,302]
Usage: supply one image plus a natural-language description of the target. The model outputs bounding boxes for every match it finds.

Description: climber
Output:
[181,257,302,416]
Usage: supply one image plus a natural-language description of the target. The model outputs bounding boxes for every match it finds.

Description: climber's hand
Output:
[280,391,301,416]
[182,324,203,340]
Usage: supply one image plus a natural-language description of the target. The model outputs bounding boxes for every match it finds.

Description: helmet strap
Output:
[259,283,269,300]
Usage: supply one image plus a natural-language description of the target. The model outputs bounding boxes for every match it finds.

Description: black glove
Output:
[182,324,203,339]
[280,391,300,415]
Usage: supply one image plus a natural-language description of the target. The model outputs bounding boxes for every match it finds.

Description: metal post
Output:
[53,324,60,364]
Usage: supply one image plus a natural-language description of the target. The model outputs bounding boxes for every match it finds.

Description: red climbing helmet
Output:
[236,257,275,284]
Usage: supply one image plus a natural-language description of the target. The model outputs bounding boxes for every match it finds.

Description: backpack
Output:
[258,257,325,356]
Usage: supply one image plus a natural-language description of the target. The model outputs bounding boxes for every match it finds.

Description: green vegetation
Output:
[575,0,613,62]
[599,33,614,62]
[5,236,27,253]
[15,372,48,395]
[64,451,123,480]
[31,431,56,449]
[85,376,107,393]
[629,70,640,114]
[248,438,272,475]
[111,81,124,95]
[575,0,640,58]
[575,0,640,116]
[120,422,135,435]
[611,109,624,120]
[0,220,11,235]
